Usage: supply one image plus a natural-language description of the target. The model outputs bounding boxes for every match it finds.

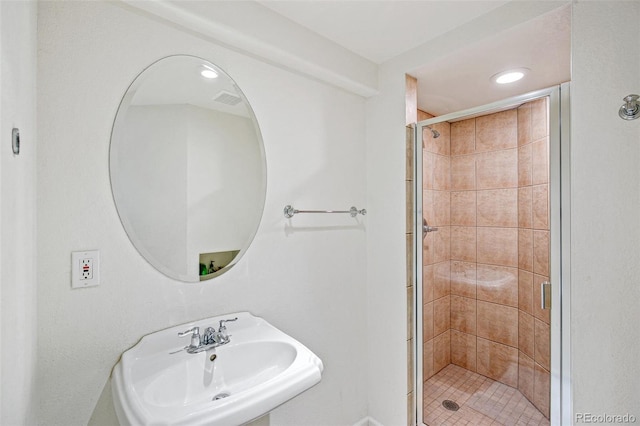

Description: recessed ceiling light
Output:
[492,68,529,84]
[200,66,218,79]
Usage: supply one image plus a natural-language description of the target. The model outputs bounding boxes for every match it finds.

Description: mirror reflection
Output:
[110,55,266,282]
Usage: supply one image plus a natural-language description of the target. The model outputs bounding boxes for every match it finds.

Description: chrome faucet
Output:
[177,317,238,354]
[215,317,238,344]
[177,326,201,351]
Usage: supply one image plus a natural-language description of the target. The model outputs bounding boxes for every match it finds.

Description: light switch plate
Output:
[71,250,100,289]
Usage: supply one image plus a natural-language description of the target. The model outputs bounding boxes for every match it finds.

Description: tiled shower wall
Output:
[421,99,550,418]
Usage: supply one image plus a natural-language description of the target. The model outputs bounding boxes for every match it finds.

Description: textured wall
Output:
[571,1,640,418]
[0,1,38,424]
[36,2,368,425]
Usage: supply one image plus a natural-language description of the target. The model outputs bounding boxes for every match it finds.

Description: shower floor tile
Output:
[423,364,549,426]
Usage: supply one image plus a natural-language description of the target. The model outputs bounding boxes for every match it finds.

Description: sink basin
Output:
[112,312,323,425]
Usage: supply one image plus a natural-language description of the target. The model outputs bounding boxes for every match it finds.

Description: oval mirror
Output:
[110,55,267,282]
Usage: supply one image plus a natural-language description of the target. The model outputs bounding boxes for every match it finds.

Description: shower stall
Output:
[412,86,570,425]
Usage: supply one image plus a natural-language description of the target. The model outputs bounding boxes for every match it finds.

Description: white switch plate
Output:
[71,250,100,289]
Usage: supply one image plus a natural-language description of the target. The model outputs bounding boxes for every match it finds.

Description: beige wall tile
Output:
[532,274,551,324]
[451,119,475,155]
[450,191,476,226]
[477,337,518,388]
[518,186,533,229]
[476,148,518,189]
[434,296,451,336]
[423,151,433,190]
[406,180,413,234]
[422,228,434,265]
[533,362,551,418]
[532,137,549,185]
[407,391,415,426]
[423,190,434,229]
[406,233,414,287]
[475,110,517,152]
[477,301,518,347]
[423,339,434,380]
[423,301,434,341]
[517,103,532,146]
[534,319,550,371]
[519,311,535,359]
[451,261,477,298]
[518,143,532,186]
[407,339,414,394]
[518,270,534,316]
[433,261,451,300]
[477,227,518,267]
[407,286,414,340]
[533,230,550,276]
[433,190,451,226]
[477,264,518,307]
[433,121,451,156]
[451,226,476,262]
[531,97,548,142]
[433,226,450,264]
[477,188,518,227]
[423,127,437,154]
[518,351,535,402]
[451,155,476,190]
[532,184,549,230]
[451,329,477,372]
[518,229,534,272]
[406,126,414,181]
[424,122,451,156]
[406,75,417,125]
[451,295,476,334]
[423,264,434,303]
[418,109,433,122]
[433,330,451,374]
[433,154,451,190]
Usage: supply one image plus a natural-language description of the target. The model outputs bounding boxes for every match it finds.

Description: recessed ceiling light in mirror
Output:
[200,66,218,79]
[492,68,529,85]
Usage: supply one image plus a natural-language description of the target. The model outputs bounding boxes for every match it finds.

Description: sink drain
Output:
[212,392,230,401]
[442,400,460,411]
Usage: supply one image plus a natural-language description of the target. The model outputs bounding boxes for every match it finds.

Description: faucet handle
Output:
[218,317,238,332]
[178,326,200,337]
[178,326,201,348]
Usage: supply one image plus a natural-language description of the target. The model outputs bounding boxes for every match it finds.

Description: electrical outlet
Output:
[81,258,93,280]
[71,250,100,289]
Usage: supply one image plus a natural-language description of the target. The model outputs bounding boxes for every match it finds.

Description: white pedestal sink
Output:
[112,312,323,425]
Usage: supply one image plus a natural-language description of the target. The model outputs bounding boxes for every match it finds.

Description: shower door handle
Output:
[541,281,551,310]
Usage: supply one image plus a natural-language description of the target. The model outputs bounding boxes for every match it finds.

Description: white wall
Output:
[571,1,640,417]
[37,2,367,425]
[0,0,38,424]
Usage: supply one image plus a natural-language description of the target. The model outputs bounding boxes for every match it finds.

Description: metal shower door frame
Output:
[413,83,571,425]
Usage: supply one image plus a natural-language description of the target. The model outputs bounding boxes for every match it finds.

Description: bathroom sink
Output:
[112,312,323,425]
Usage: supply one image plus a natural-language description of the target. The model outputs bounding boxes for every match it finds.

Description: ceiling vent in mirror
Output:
[214,90,242,106]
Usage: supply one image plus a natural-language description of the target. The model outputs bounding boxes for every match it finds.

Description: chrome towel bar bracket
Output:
[619,94,640,120]
[284,205,367,218]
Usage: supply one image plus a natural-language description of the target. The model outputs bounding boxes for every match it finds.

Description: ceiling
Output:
[413,5,571,116]
[258,0,571,116]
[258,1,509,64]
[125,1,572,117]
